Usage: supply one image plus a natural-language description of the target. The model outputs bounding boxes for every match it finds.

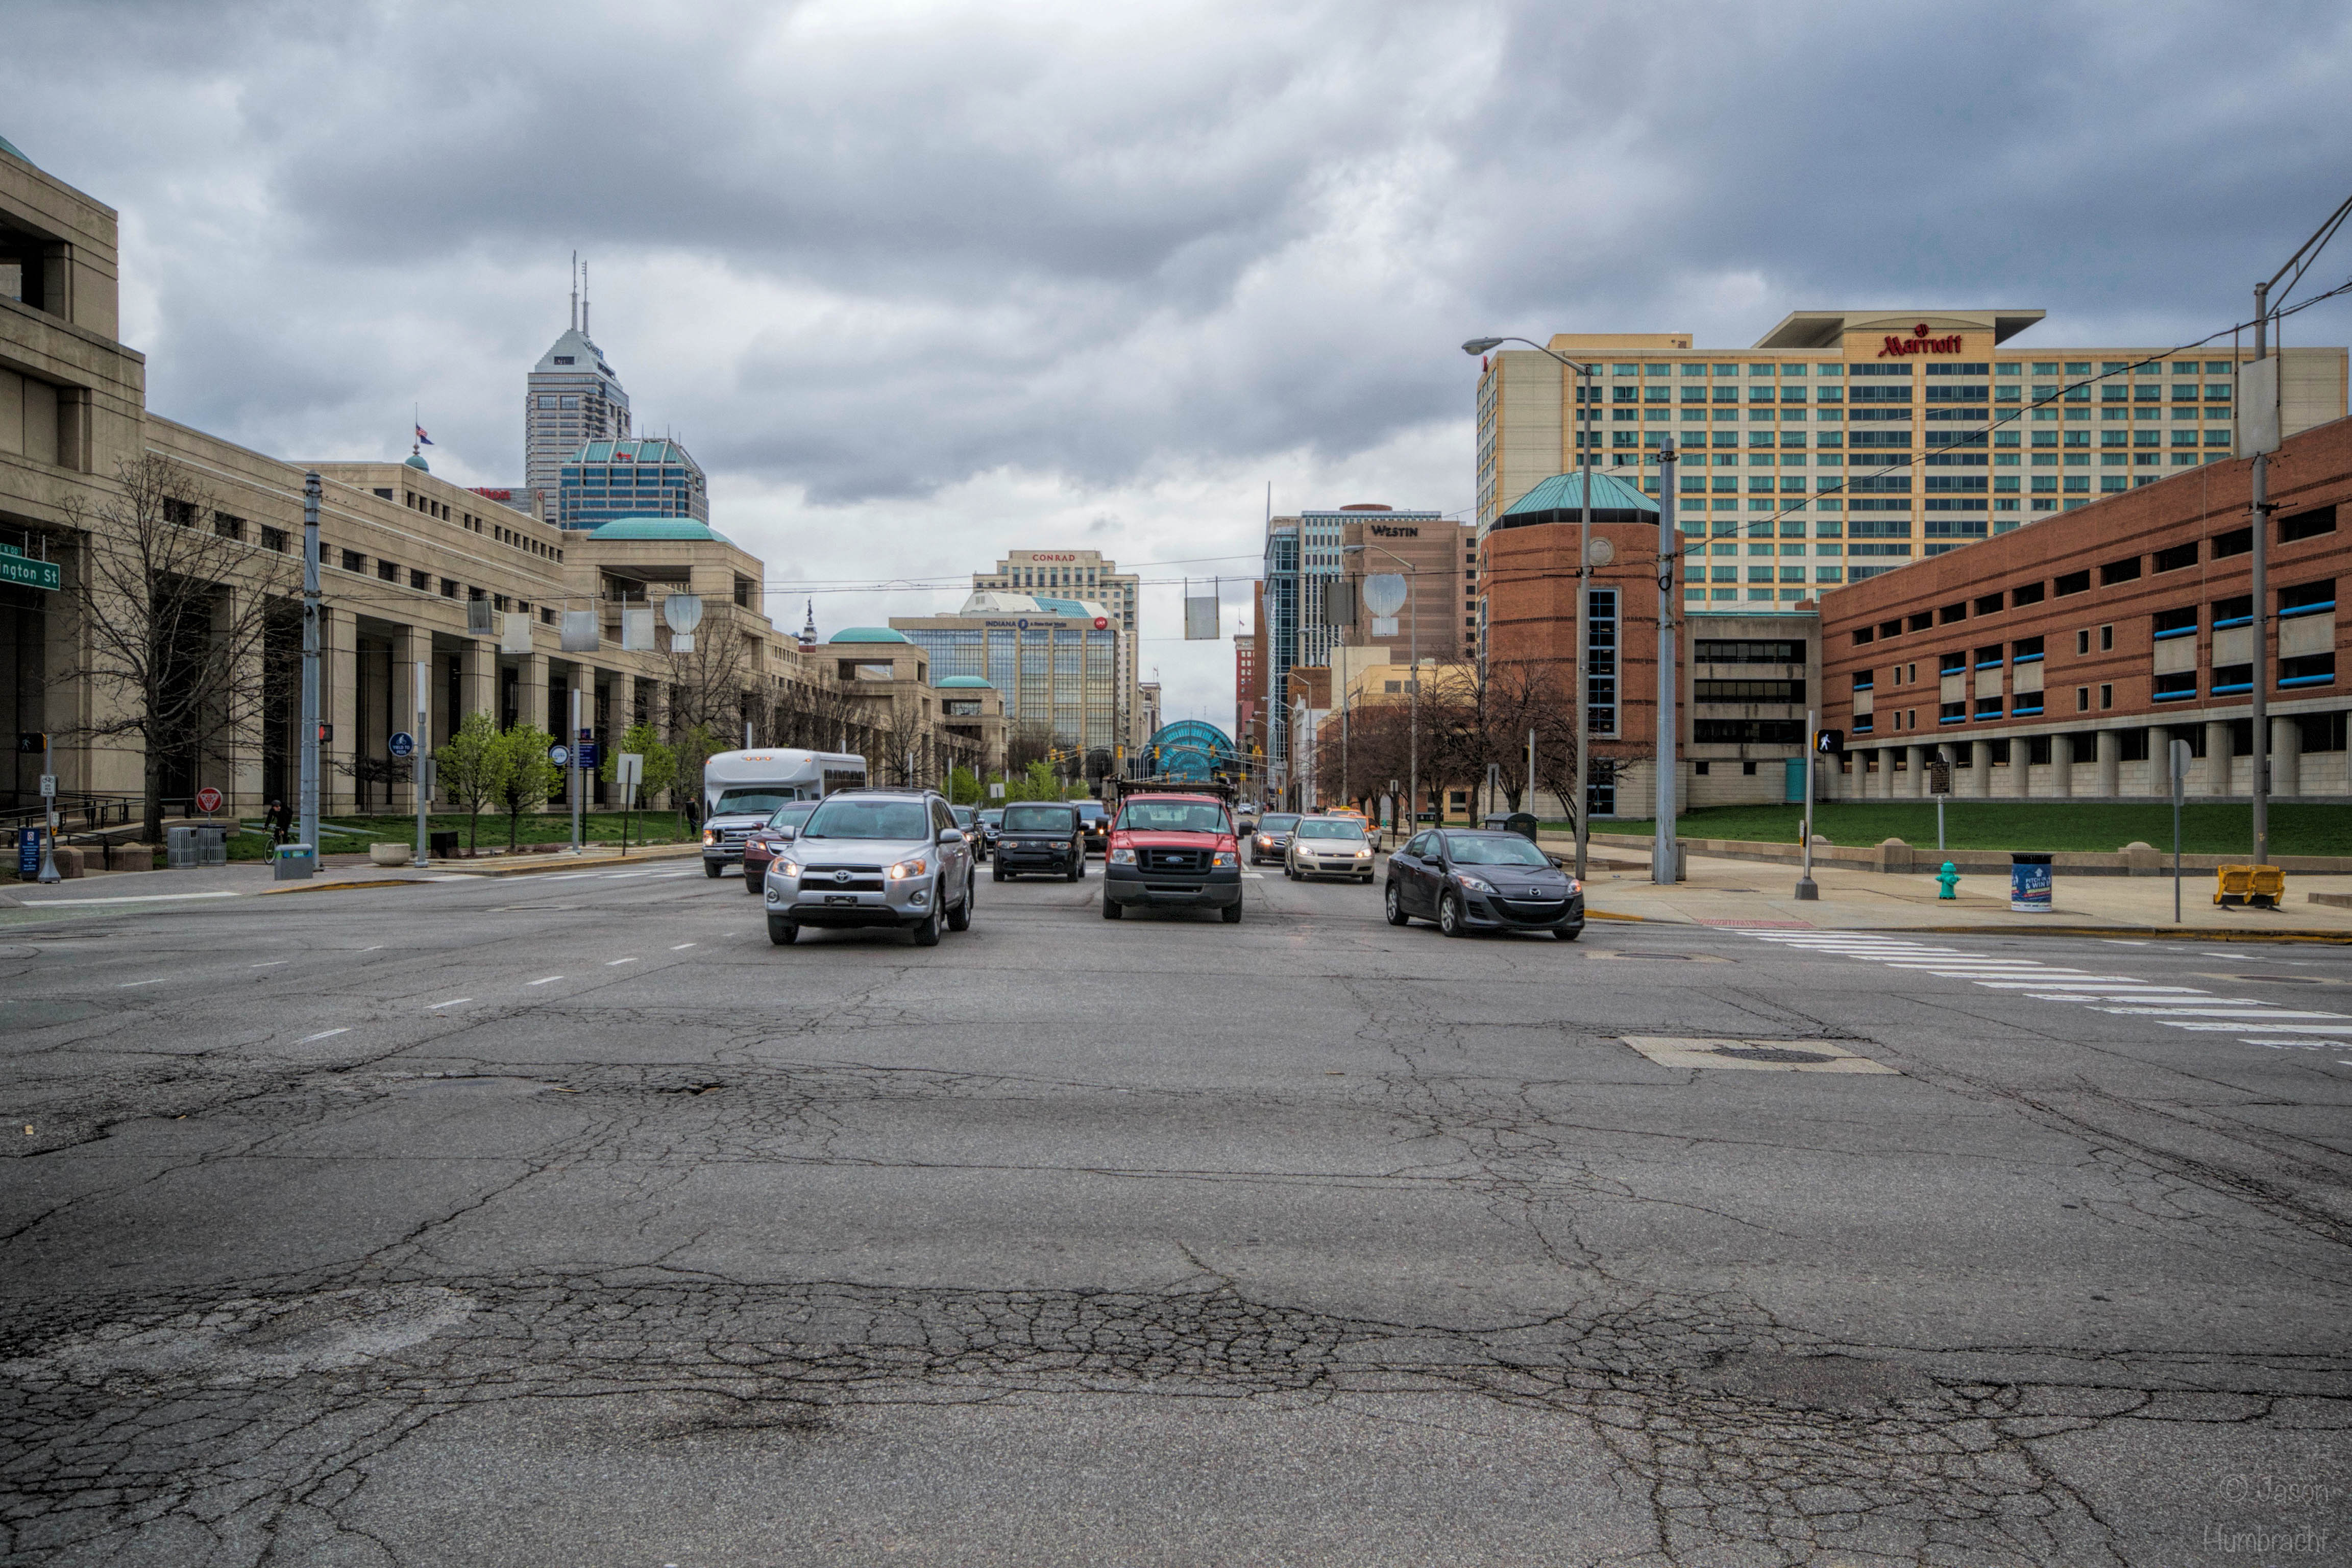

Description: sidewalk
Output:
[1577,849,2352,938]
[2,841,701,914]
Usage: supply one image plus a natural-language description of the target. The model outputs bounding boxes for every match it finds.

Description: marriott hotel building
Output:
[1474,309,2347,619]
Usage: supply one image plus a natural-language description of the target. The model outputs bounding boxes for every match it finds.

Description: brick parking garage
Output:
[1821,413,2352,801]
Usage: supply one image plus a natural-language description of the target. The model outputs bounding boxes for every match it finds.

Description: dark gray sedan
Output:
[1383,828,1583,941]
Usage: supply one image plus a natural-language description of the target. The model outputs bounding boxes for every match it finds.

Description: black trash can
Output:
[429,830,460,859]
[1483,812,1540,843]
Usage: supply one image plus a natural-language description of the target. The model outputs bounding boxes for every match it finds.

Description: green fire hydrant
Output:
[1935,861,1961,900]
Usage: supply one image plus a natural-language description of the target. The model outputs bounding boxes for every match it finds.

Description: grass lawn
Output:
[223,811,696,861]
[1589,801,2352,857]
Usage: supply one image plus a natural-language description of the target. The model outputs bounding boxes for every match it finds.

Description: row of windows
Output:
[1601,359,2241,379]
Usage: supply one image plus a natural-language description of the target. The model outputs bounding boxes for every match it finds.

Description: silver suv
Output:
[763,789,976,947]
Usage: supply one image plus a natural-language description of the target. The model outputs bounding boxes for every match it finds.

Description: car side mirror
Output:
[938,828,964,845]
[775,825,796,841]
[1547,853,1564,868]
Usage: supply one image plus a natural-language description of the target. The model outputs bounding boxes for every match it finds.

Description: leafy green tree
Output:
[672,720,719,829]
[1006,758,1061,801]
[946,765,982,805]
[599,721,677,804]
[495,723,561,849]
[436,710,512,852]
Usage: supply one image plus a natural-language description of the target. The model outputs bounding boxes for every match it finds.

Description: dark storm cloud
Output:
[7,0,2352,503]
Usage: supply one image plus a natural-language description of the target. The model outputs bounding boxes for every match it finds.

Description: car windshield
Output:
[978,810,1003,826]
[1258,815,1301,832]
[1295,818,1365,841]
[1117,801,1227,834]
[801,798,930,840]
[1447,835,1552,867]
[766,802,818,829]
[1001,805,1077,832]
[715,788,799,816]
[951,807,976,827]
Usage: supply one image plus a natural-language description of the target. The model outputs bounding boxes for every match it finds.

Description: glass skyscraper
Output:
[556,438,708,531]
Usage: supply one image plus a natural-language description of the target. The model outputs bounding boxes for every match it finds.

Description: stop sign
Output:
[195,787,223,813]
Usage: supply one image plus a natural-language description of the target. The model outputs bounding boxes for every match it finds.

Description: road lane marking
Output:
[32,891,242,906]
[117,978,165,988]
[670,943,695,950]
[527,975,565,986]
[605,957,638,966]
[251,961,288,968]
[297,1028,349,1044]
[428,998,472,1009]
[1742,931,2345,1054]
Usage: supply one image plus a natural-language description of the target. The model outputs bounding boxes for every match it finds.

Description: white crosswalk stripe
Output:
[1739,930,2348,1055]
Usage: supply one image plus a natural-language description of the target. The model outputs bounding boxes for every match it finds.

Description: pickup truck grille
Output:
[1141,848,1209,872]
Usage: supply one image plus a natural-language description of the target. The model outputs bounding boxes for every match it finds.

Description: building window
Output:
[2055,570,2091,596]
[2075,687,2090,713]
[2153,671,2197,701]
[340,549,365,573]
[260,526,287,554]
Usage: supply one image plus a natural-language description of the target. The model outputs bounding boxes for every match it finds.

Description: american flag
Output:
[414,424,433,446]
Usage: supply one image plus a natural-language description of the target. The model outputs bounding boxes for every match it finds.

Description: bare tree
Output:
[658,622,754,806]
[60,455,296,843]
[773,671,869,755]
[1004,720,1056,776]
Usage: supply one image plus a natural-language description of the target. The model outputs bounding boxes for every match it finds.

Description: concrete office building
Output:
[971,549,1142,746]
[1818,411,2352,802]
[1475,310,2346,618]
[524,282,632,526]
[0,136,981,824]
[1336,509,1478,663]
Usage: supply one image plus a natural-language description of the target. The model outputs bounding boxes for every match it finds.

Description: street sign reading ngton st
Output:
[0,544,61,592]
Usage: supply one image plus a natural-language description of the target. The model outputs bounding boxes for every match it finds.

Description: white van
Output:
[699,749,868,877]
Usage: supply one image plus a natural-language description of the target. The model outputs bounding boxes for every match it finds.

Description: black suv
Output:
[992,801,1087,880]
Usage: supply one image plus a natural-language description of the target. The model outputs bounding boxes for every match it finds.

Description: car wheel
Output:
[912,904,941,947]
[1221,899,1242,924]
[1384,880,1409,926]
[1555,926,1580,942]
[1101,895,1123,920]
[766,915,797,945]
[947,875,973,932]
[704,861,723,879]
[1067,857,1081,882]
[992,862,1007,881]
[1438,891,1467,938]
[743,869,763,894]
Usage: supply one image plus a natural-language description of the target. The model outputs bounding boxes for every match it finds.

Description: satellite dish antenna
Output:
[1362,574,1409,618]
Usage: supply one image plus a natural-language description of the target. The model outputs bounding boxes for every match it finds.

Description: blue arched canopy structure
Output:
[1147,720,1236,783]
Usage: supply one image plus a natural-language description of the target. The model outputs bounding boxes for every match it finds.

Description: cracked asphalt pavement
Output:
[1,861,2347,1565]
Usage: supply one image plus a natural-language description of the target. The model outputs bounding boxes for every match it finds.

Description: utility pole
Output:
[1652,436,1679,886]
[569,685,583,854]
[1795,710,1818,900]
[298,472,322,870]
[412,660,429,869]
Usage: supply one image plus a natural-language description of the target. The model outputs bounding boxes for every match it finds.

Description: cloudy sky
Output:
[10,0,2352,725]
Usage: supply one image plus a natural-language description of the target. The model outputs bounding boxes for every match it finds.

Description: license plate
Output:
[824,894,856,905]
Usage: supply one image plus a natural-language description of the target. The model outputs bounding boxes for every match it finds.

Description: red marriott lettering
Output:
[1878,322,1964,358]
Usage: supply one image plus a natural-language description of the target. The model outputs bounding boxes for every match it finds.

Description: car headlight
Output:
[1454,872,1496,894]
[888,856,928,880]
[1256,835,1271,847]
[1212,851,1238,868]
[770,859,800,880]
[702,830,717,845]
[1110,847,1136,864]
[1566,878,1582,896]
[1353,847,1371,858]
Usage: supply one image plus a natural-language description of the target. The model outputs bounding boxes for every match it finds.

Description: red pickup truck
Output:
[1101,789,1243,923]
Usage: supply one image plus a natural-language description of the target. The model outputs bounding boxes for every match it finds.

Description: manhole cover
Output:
[1711,1045,1837,1064]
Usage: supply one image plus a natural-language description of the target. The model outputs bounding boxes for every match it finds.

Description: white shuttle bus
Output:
[699,748,868,877]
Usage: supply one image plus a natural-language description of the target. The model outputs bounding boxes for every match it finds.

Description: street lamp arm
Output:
[1461,336,1597,375]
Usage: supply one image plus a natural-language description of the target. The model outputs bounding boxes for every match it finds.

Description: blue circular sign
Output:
[388,731,415,758]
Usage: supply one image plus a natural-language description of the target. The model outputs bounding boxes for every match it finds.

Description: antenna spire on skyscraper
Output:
[570,251,578,332]
[581,260,589,337]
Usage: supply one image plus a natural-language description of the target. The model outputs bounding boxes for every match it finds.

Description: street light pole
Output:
[1653,435,1680,886]
[1462,337,1597,876]
[1344,541,1419,835]
[298,472,322,867]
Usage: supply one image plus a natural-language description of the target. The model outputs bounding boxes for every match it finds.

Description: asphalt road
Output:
[2,854,2347,1566]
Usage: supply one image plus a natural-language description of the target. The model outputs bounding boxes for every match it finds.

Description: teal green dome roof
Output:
[0,133,29,166]
[935,675,993,689]
[1498,470,1657,527]
[829,627,910,644]
[403,453,430,471]
[585,517,730,543]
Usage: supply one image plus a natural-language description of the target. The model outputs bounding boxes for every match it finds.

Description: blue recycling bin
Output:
[274,842,316,882]
[2009,852,2052,913]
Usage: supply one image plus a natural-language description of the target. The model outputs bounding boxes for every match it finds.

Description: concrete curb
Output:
[257,842,701,894]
